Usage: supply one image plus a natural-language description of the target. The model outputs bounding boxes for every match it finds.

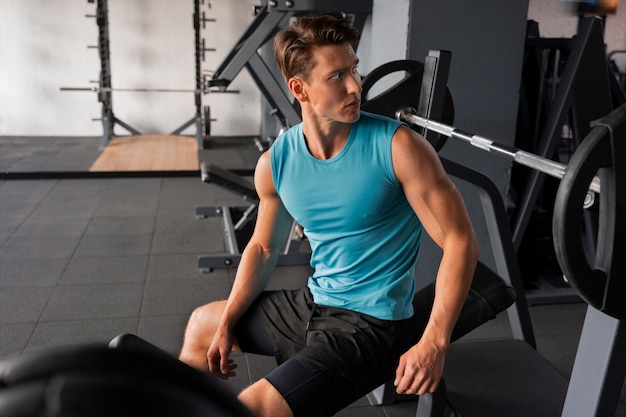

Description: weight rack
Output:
[81,0,219,150]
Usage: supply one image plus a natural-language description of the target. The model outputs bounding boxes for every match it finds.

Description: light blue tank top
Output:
[270,111,422,320]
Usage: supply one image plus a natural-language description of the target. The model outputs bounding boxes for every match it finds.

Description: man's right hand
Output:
[207,331,238,379]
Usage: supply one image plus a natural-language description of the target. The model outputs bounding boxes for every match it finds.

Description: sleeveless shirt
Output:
[270,111,422,320]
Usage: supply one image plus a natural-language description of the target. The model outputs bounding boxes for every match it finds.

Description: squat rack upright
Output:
[86,0,212,150]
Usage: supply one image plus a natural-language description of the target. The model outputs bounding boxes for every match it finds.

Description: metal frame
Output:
[561,307,626,417]
[195,163,310,272]
[171,0,205,150]
[366,50,535,416]
[206,0,372,132]
[399,47,626,417]
[366,157,537,417]
[197,205,310,272]
[93,0,205,150]
[511,17,625,305]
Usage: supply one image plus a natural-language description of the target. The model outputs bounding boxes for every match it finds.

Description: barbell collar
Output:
[401,111,601,194]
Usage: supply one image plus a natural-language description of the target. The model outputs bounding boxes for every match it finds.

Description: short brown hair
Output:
[273,14,361,82]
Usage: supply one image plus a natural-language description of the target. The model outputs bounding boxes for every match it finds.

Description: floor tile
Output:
[74,233,153,257]
[151,231,222,255]
[25,317,139,352]
[0,215,24,238]
[0,287,54,324]
[85,215,156,235]
[0,234,82,260]
[40,283,143,321]
[0,323,36,359]
[155,212,219,234]
[13,215,91,237]
[60,255,149,285]
[141,277,230,317]
[146,253,212,282]
[137,314,189,356]
[0,258,69,288]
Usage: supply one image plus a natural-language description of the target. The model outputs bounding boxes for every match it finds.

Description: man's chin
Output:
[345,109,361,123]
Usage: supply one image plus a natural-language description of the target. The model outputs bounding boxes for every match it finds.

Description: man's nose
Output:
[348,73,362,95]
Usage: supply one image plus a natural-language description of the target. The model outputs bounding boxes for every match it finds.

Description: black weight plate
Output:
[360,60,454,151]
[553,104,626,321]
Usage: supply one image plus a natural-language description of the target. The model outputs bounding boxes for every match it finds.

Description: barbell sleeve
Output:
[401,111,601,194]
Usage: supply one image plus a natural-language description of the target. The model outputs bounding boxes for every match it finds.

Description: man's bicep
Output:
[392,128,469,247]
[250,152,294,253]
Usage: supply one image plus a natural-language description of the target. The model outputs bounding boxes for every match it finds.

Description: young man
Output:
[180,14,479,417]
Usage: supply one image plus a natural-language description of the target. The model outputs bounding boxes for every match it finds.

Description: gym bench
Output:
[196,162,310,272]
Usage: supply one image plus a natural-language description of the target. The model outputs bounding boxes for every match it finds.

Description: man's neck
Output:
[301,116,353,160]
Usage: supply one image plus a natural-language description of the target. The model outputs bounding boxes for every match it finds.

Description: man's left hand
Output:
[394,340,447,395]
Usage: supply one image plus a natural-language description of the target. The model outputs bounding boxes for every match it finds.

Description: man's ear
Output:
[288,77,307,103]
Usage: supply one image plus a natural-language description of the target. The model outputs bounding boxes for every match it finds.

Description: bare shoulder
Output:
[254,151,277,198]
[391,125,445,184]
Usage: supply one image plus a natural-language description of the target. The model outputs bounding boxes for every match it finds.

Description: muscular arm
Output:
[208,151,295,377]
[391,125,479,395]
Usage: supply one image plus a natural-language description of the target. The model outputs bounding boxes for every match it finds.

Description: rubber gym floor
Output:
[0,135,624,416]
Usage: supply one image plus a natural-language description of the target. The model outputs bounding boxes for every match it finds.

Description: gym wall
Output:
[0,0,262,137]
[405,0,530,284]
[0,0,410,139]
[1,1,623,139]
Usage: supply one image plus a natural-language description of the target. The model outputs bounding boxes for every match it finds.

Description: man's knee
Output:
[188,301,225,330]
[239,379,293,417]
[179,301,227,367]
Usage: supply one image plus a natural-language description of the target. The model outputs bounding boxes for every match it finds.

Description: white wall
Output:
[358,0,409,74]
[0,0,261,137]
[357,0,410,98]
[527,0,626,70]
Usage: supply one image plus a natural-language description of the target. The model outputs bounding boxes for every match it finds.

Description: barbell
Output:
[59,86,240,94]
[361,59,625,321]
[400,110,601,195]
[361,60,600,194]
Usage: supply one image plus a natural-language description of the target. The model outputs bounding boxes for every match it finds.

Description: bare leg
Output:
[181,301,292,417]
[239,378,294,417]
[179,300,241,370]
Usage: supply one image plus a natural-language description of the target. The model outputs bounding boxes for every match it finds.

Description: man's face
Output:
[300,43,362,124]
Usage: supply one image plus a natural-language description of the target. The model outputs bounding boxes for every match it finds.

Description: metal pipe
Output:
[60,86,239,94]
[400,110,601,194]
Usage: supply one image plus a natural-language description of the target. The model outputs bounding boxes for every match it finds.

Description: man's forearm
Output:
[422,237,479,346]
[219,241,280,331]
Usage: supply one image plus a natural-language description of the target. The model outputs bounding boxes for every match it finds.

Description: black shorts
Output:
[233,287,419,417]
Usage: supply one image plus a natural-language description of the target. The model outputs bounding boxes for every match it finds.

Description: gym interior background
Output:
[1,0,625,416]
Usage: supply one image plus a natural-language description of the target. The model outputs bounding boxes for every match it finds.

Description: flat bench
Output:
[196,162,310,272]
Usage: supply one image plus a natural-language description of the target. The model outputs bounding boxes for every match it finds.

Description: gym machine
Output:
[361,50,535,416]
[510,17,626,305]
[0,334,255,417]
[363,40,624,415]
[195,162,310,272]
[203,0,372,146]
